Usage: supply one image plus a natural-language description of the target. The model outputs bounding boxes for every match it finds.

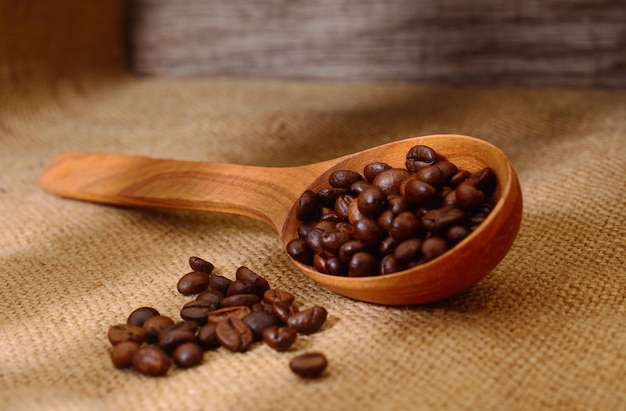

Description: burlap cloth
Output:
[2,2,625,410]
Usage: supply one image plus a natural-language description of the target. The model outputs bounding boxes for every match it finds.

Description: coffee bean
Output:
[188,256,215,274]
[321,230,351,255]
[450,169,471,187]
[221,293,261,308]
[329,169,363,189]
[447,225,471,245]
[455,182,486,211]
[402,178,437,207]
[242,310,281,340]
[352,218,384,247]
[263,289,295,306]
[466,167,497,195]
[215,317,254,352]
[373,168,410,196]
[196,322,220,350]
[177,271,211,295]
[421,207,466,233]
[265,302,297,324]
[127,306,160,327]
[207,305,251,324]
[289,352,328,378]
[286,238,314,265]
[227,280,255,296]
[357,185,387,218]
[208,273,232,295]
[286,306,327,334]
[389,212,421,242]
[296,189,321,221]
[180,300,217,324]
[387,194,412,214]
[262,326,298,352]
[159,328,197,353]
[143,315,175,343]
[405,145,437,172]
[159,320,198,340]
[349,252,379,277]
[132,346,170,377]
[172,342,204,368]
[338,239,367,262]
[380,254,404,274]
[317,187,348,208]
[236,266,270,297]
[195,289,223,306]
[363,162,392,182]
[108,323,146,346]
[421,237,449,262]
[110,340,140,368]
[379,236,397,255]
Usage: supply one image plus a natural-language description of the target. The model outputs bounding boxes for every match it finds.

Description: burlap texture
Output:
[1,2,625,410]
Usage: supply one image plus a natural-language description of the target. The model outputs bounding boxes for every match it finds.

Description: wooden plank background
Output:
[127,0,626,87]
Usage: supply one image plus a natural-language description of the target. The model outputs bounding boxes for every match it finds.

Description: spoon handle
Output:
[37,152,330,231]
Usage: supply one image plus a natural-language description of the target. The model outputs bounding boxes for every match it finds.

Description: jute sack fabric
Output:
[2,2,626,411]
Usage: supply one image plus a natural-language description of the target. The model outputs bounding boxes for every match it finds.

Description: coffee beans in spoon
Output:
[107,256,330,378]
[287,144,497,277]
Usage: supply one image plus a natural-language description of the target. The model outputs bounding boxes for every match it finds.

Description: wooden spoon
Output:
[38,134,522,305]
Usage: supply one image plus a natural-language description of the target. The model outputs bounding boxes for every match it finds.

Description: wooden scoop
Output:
[38,134,523,305]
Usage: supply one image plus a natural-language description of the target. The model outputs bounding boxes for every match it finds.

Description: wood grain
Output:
[127,0,626,87]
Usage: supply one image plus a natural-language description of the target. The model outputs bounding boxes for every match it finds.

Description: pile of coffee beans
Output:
[107,256,328,378]
[286,144,497,276]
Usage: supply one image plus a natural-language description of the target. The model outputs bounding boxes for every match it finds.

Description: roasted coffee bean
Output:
[334,194,354,221]
[143,315,175,343]
[421,207,466,233]
[415,162,450,187]
[450,170,471,187]
[188,256,215,274]
[373,168,410,196]
[195,289,223,306]
[208,273,233,295]
[226,280,255,296]
[402,178,437,207]
[107,323,146,346]
[377,209,395,232]
[350,179,372,196]
[389,212,421,242]
[317,187,347,208]
[313,253,328,273]
[455,182,485,210]
[296,190,321,221]
[321,230,351,255]
[320,208,342,223]
[196,322,220,350]
[265,302,297,324]
[338,239,368,262]
[349,252,379,277]
[289,352,328,378]
[447,225,471,245]
[379,236,397,255]
[242,310,281,340]
[207,305,252,324]
[264,289,295,306]
[235,266,270,296]
[380,254,404,274]
[172,342,204,368]
[221,293,261,308]
[347,199,365,224]
[387,195,412,215]
[286,306,328,334]
[159,320,198,340]
[127,306,160,327]
[215,317,254,352]
[405,145,438,172]
[132,346,170,377]
[262,326,298,352]
[180,300,217,324]
[325,256,346,276]
[394,238,422,262]
[305,227,326,254]
[421,237,449,262]
[110,340,140,369]
[442,189,458,208]
[297,221,315,238]
[159,329,197,353]
[177,271,211,295]
[286,238,314,265]
[363,162,392,182]
[357,185,387,218]
[352,218,384,247]
[466,167,497,195]
[329,169,363,189]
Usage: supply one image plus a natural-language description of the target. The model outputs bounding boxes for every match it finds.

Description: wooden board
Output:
[128,0,626,87]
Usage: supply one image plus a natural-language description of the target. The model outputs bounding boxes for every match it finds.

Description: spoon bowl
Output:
[38,134,522,305]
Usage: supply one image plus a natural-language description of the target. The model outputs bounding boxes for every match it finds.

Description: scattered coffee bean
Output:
[107,323,146,346]
[177,271,211,295]
[158,328,197,353]
[242,310,281,340]
[262,326,298,352]
[289,352,328,378]
[132,346,170,377]
[127,306,160,327]
[110,340,140,368]
[180,300,217,324]
[235,266,270,297]
[172,342,204,368]
[207,305,252,324]
[221,293,261,308]
[142,315,175,343]
[196,322,220,350]
[188,256,215,274]
[263,289,295,306]
[286,306,327,334]
[216,317,254,353]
